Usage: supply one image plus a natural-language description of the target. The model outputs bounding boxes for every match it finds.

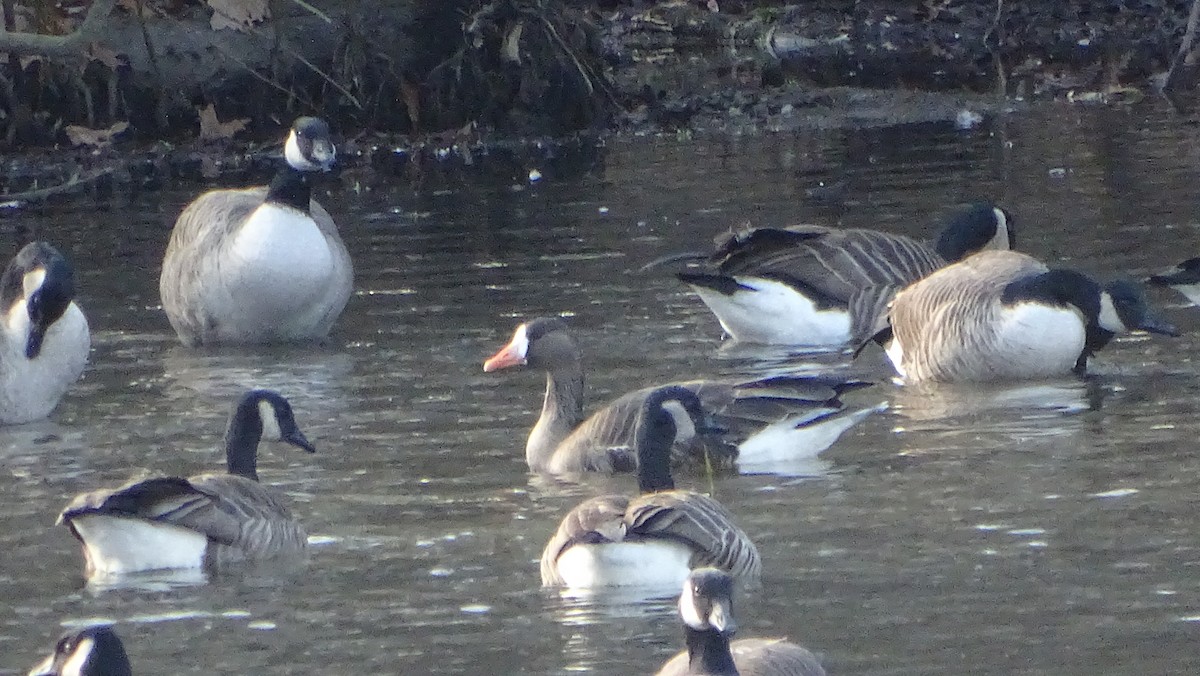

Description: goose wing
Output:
[625,490,761,580]
[539,495,630,585]
[730,638,827,676]
[59,473,304,556]
[159,187,268,341]
[710,225,945,306]
[889,250,1050,380]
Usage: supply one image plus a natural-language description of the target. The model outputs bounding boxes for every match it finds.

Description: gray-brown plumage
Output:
[882,250,1178,383]
[656,568,825,676]
[662,202,1013,345]
[159,117,352,346]
[540,387,761,588]
[57,390,317,576]
[484,317,871,474]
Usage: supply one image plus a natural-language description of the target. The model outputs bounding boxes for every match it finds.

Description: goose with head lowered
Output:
[160,116,353,346]
[655,568,826,676]
[57,390,316,577]
[0,241,89,424]
[651,201,1013,347]
[1146,256,1200,305]
[484,317,880,475]
[541,386,760,590]
[28,625,131,676]
[872,250,1178,384]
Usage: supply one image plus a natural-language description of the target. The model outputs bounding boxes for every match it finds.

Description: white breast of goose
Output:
[228,203,335,316]
[689,276,852,345]
[989,302,1087,378]
[69,514,209,575]
[0,302,88,424]
[554,540,694,589]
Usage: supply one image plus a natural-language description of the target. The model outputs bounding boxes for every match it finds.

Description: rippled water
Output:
[4,100,1200,674]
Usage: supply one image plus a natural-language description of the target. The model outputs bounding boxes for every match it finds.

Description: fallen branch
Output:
[0,168,115,205]
[0,0,116,59]
[1165,0,1200,93]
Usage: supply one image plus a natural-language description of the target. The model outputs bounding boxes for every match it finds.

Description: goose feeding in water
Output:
[484,317,880,474]
[1147,256,1200,305]
[28,624,131,676]
[873,250,1178,384]
[0,241,89,425]
[655,568,826,676]
[650,201,1013,346]
[540,386,760,589]
[57,390,316,577]
[159,116,353,346]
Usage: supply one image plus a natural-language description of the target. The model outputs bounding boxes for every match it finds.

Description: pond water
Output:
[3,99,1200,674]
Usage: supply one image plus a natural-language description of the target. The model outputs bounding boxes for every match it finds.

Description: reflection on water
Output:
[5,101,1200,673]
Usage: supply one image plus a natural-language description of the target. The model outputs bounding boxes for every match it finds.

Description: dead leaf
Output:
[65,121,129,147]
[207,0,270,32]
[196,104,249,141]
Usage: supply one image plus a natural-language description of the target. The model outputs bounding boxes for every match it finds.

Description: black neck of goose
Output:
[635,409,676,494]
[224,405,264,481]
[685,626,739,676]
[265,166,312,213]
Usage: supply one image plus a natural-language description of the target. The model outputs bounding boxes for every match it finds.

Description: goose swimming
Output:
[159,116,353,346]
[28,625,131,676]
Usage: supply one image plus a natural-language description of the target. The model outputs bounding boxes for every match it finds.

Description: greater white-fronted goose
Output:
[0,241,89,424]
[655,568,826,676]
[159,116,353,346]
[57,390,316,576]
[656,201,1012,346]
[483,317,878,474]
[28,624,131,676]
[1147,256,1200,305]
[877,250,1178,383]
[540,386,760,589]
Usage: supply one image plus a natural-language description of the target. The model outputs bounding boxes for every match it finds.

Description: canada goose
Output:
[655,568,825,676]
[28,625,131,676]
[540,387,761,589]
[159,116,353,346]
[652,202,1012,346]
[1147,256,1200,305]
[877,250,1178,384]
[0,241,89,424]
[57,390,316,576]
[483,317,878,474]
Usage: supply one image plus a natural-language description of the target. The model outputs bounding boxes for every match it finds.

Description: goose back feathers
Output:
[671,202,1013,346]
[484,317,875,474]
[884,250,1178,383]
[540,387,761,589]
[58,390,316,576]
[160,116,352,346]
[0,241,89,424]
[655,568,826,676]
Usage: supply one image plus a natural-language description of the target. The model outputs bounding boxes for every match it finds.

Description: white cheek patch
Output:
[662,401,696,442]
[23,267,46,299]
[988,207,1010,250]
[678,585,708,630]
[27,653,55,676]
[283,131,306,169]
[258,400,283,441]
[60,636,95,676]
[1098,293,1125,332]
[511,323,530,360]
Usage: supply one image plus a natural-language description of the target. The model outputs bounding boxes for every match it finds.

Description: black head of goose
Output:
[880,250,1178,384]
[655,568,826,676]
[57,389,317,577]
[0,241,90,425]
[1147,256,1200,305]
[540,386,761,589]
[159,116,353,347]
[484,317,879,474]
[654,201,1012,346]
[28,625,131,676]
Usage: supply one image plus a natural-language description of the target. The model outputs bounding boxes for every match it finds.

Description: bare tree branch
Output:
[0,0,116,59]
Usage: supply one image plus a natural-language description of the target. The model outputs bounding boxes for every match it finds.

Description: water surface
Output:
[3,101,1200,674]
